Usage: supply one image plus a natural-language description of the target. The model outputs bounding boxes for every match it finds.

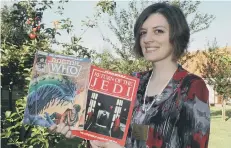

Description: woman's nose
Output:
[143,31,154,44]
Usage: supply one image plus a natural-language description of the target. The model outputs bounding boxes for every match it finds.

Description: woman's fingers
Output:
[61,125,70,135]
[56,123,65,133]
[48,124,57,133]
[70,133,75,138]
[48,123,75,139]
[90,140,123,148]
[65,130,72,138]
[90,140,108,148]
[90,140,102,148]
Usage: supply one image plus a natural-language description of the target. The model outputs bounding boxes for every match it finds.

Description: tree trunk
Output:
[214,88,216,104]
[222,99,226,121]
[9,84,13,111]
[9,62,13,111]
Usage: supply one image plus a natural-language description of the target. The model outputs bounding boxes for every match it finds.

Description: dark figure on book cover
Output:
[97,110,109,126]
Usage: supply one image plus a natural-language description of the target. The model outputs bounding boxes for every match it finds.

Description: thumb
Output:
[48,124,57,133]
[90,140,107,148]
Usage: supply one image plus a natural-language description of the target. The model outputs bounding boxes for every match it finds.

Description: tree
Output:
[95,0,215,74]
[1,1,61,91]
[1,1,91,147]
[201,44,231,121]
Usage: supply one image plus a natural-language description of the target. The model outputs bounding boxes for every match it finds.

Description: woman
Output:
[50,2,210,148]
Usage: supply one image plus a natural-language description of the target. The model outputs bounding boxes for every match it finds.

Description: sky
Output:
[1,0,231,53]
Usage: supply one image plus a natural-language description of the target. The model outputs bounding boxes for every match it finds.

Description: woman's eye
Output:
[154,29,164,34]
[140,31,146,36]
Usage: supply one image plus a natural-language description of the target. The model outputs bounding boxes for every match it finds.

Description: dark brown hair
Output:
[133,2,190,60]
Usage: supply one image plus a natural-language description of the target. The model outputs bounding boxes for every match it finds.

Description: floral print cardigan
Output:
[125,65,210,148]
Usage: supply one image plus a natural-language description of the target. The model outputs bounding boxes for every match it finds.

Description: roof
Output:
[181,47,231,77]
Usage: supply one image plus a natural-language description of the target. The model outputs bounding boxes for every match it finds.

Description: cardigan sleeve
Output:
[177,78,210,148]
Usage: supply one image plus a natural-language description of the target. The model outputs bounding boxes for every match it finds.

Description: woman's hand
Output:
[48,123,75,138]
[90,140,123,148]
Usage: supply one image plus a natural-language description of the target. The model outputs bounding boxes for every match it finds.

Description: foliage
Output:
[2,96,86,148]
[96,0,116,16]
[2,97,61,148]
[1,1,92,147]
[1,1,59,89]
[171,0,215,34]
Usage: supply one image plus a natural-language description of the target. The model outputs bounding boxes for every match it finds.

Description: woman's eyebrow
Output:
[140,25,167,30]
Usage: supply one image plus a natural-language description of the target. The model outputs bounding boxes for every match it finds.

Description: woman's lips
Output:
[145,47,159,53]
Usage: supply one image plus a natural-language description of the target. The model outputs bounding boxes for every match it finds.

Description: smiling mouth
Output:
[145,47,159,53]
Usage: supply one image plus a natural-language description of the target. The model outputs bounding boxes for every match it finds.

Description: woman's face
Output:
[139,13,174,62]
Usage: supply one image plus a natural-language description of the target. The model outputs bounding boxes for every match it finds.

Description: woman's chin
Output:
[143,56,160,62]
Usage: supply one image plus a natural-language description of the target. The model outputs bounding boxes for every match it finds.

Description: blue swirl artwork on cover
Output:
[23,51,91,130]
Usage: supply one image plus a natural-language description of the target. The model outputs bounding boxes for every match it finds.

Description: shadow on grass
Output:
[226,110,231,121]
[211,110,222,116]
[211,109,231,121]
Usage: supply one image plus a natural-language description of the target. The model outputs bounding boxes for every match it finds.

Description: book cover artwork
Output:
[72,65,139,146]
[23,51,91,130]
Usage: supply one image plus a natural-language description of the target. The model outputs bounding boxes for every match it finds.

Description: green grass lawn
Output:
[209,105,231,148]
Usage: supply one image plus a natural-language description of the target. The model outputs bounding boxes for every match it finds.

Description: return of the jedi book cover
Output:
[72,65,140,146]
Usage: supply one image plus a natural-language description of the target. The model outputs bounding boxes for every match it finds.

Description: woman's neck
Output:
[151,59,178,82]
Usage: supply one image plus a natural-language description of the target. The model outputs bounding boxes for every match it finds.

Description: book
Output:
[23,50,91,131]
[72,65,140,146]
